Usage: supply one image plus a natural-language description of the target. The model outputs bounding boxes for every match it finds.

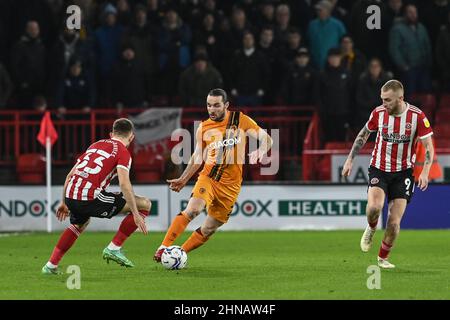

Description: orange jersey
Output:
[199,111,261,185]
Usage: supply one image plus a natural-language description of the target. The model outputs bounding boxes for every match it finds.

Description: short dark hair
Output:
[112,118,134,137]
[208,88,228,103]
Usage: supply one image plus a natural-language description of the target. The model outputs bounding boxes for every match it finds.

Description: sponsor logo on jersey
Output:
[208,136,242,150]
[423,118,430,128]
[381,132,411,143]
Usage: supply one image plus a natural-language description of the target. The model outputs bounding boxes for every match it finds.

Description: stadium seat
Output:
[317,155,331,181]
[438,94,450,109]
[410,93,436,110]
[16,153,46,184]
[434,138,450,149]
[133,150,165,182]
[433,123,450,139]
[324,142,353,150]
[434,109,450,124]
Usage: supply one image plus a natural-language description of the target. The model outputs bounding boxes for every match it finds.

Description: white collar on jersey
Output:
[391,102,409,117]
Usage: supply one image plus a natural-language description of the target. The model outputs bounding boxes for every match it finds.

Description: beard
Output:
[210,111,225,121]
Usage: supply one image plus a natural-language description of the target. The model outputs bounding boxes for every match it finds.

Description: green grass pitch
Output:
[0,230,449,300]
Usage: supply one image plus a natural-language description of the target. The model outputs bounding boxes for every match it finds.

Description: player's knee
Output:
[387,221,400,232]
[77,219,90,232]
[367,204,383,216]
[201,225,216,238]
[185,208,201,220]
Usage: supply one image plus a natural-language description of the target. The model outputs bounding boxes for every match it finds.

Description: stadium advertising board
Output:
[170,185,371,230]
[332,154,450,183]
[3,184,448,231]
[0,186,168,231]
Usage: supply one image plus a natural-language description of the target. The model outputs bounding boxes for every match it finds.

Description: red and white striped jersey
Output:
[65,138,132,201]
[365,103,433,172]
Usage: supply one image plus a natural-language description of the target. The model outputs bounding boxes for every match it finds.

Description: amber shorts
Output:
[191,174,241,223]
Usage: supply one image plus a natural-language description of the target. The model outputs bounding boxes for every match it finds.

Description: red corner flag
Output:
[37,111,58,147]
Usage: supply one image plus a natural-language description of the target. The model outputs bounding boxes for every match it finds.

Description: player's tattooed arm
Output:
[348,126,371,160]
[420,136,434,170]
[418,136,434,190]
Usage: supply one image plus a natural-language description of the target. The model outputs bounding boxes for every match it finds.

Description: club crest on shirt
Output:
[370,177,379,185]
[405,123,412,130]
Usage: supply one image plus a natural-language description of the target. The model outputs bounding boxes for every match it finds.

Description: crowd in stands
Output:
[0,0,450,142]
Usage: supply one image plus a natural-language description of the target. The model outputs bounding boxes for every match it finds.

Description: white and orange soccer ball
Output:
[161,246,188,270]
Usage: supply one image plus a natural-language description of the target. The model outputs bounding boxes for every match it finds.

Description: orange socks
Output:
[182,228,209,253]
[162,212,191,247]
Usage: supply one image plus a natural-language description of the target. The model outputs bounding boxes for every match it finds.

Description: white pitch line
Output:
[0,232,31,238]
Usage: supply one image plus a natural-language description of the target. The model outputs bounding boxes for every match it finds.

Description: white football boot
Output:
[360,225,376,252]
[377,256,395,269]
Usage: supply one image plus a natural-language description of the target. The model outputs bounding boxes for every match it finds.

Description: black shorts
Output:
[65,191,127,225]
[367,166,415,203]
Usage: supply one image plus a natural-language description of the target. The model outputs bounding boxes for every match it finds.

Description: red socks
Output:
[49,224,82,265]
[378,240,393,259]
[112,210,148,247]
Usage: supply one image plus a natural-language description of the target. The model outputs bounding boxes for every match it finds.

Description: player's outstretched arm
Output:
[117,167,147,234]
[342,126,371,177]
[167,124,205,192]
[417,136,434,191]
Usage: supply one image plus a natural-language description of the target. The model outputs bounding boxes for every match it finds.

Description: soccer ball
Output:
[161,246,188,270]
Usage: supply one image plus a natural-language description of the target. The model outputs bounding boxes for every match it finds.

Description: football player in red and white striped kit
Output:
[42,118,151,274]
[342,80,434,269]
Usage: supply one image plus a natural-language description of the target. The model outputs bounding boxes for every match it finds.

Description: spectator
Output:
[215,17,236,77]
[56,59,94,118]
[157,9,192,100]
[389,4,432,97]
[340,35,367,81]
[192,13,220,67]
[317,48,352,142]
[419,0,450,54]
[229,31,270,106]
[307,0,346,70]
[279,27,303,67]
[111,44,149,110]
[49,26,94,107]
[274,4,292,46]
[10,20,46,109]
[254,1,276,30]
[95,3,124,106]
[238,0,259,24]
[386,0,404,25]
[279,47,317,106]
[178,53,223,106]
[354,58,393,130]
[0,62,13,108]
[436,10,450,92]
[146,0,163,29]
[123,4,156,98]
[258,26,279,104]
[286,0,313,34]
[349,0,391,66]
[229,7,254,52]
[116,0,132,26]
